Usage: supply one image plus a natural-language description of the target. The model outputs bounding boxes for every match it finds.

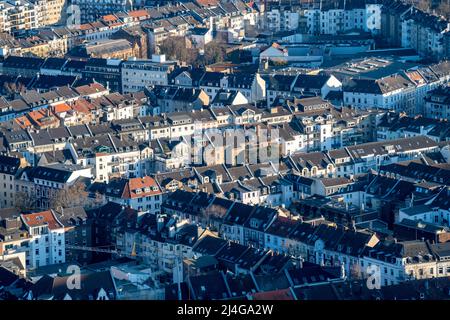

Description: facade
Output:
[103,176,163,214]
[424,86,450,120]
[121,56,175,93]
[343,75,417,114]
[82,58,122,93]
[16,164,92,210]
[0,155,21,208]
[21,210,66,269]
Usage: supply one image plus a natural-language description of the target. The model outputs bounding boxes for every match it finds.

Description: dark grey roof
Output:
[0,155,20,175]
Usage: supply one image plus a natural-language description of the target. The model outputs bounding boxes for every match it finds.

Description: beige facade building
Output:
[41,0,65,26]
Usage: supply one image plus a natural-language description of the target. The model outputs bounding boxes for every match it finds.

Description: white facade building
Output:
[21,210,66,269]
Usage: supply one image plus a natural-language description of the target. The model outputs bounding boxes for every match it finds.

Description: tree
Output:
[50,182,88,210]
[412,0,431,11]
[159,36,198,65]
[438,2,450,19]
[14,191,37,212]
[203,42,227,65]
[3,81,25,98]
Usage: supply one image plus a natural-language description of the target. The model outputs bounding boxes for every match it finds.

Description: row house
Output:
[55,206,94,265]
[198,71,266,103]
[343,74,417,114]
[121,56,176,94]
[116,213,202,275]
[264,217,380,278]
[0,155,21,208]
[101,176,163,214]
[0,81,110,125]
[262,6,301,33]
[68,134,153,182]
[150,137,191,172]
[424,86,450,120]
[0,208,29,276]
[332,135,438,176]
[20,210,66,269]
[15,163,92,210]
[304,2,382,36]
[162,189,384,279]
[266,73,342,106]
[85,201,140,262]
[0,0,41,36]
[398,187,450,228]
[149,85,209,114]
[376,112,450,142]
[401,7,449,61]
[361,240,450,287]
[71,0,133,24]
[284,135,440,180]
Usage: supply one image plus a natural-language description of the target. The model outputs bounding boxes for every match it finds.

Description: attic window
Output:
[250,219,260,229]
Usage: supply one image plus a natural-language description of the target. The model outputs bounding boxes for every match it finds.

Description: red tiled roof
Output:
[127,9,150,18]
[196,0,219,7]
[74,83,107,96]
[27,109,57,127]
[122,176,162,199]
[102,14,118,22]
[53,103,72,114]
[15,116,32,129]
[21,210,63,230]
[71,98,95,113]
[79,23,93,31]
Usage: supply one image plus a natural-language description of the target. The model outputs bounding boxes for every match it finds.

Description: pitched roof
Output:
[21,210,63,230]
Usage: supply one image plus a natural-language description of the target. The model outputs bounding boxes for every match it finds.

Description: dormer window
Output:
[250,219,260,229]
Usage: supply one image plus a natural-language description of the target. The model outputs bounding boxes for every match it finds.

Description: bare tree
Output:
[3,81,25,97]
[14,191,37,212]
[159,36,198,65]
[203,42,227,65]
[417,0,430,11]
[438,2,450,19]
[50,182,88,209]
